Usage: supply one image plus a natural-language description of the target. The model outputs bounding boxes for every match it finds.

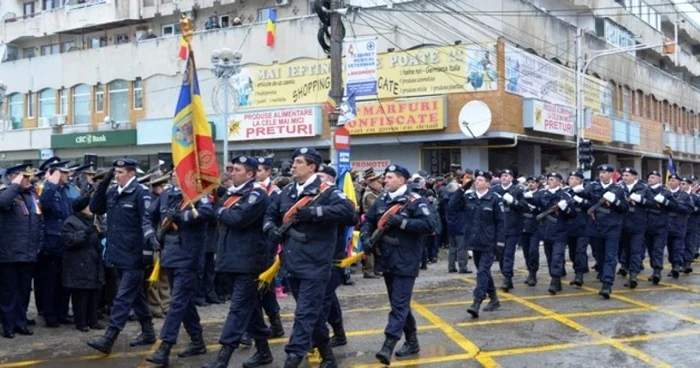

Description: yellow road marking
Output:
[411,300,500,367]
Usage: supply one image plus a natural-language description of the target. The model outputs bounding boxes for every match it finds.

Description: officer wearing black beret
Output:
[664,174,694,280]
[565,170,591,287]
[644,171,677,284]
[0,164,42,339]
[520,176,541,286]
[263,147,355,367]
[87,158,157,354]
[448,170,505,317]
[617,167,654,289]
[680,177,700,274]
[491,168,526,292]
[572,164,628,298]
[361,165,435,365]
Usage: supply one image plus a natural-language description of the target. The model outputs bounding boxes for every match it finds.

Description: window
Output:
[650,96,656,120]
[634,90,642,116]
[257,7,275,23]
[23,2,35,16]
[72,84,91,125]
[23,47,35,59]
[95,84,104,112]
[108,80,128,122]
[133,79,143,109]
[219,14,230,28]
[39,89,55,118]
[8,94,24,130]
[42,0,59,10]
[26,92,34,118]
[162,23,182,36]
[40,44,59,56]
[61,41,75,53]
[59,88,67,115]
[90,37,107,49]
[622,87,630,120]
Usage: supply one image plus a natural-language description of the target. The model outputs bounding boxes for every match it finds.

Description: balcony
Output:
[0,126,53,151]
[140,0,237,20]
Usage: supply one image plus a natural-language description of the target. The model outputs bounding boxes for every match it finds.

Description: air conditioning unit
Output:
[51,115,66,126]
[663,123,671,132]
[38,117,51,128]
[276,0,291,6]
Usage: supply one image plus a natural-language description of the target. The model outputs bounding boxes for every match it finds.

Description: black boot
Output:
[651,270,661,285]
[482,292,500,312]
[500,277,513,292]
[243,340,273,368]
[329,326,347,347]
[467,299,483,319]
[628,273,638,289]
[599,282,612,299]
[570,273,583,287]
[146,341,172,366]
[240,332,253,348]
[548,277,560,295]
[394,332,420,357]
[672,265,681,279]
[683,261,694,274]
[130,319,156,347]
[87,327,120,354]
[375,337,399,365]
[618,268,628,277]
[526,272,537,287]
[202,344,236,368]
[318,343,337,368]
[178,333,207,358]
[269,314,285,338]
[283,353,304,368]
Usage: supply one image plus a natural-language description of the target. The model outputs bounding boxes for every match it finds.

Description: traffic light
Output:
[578,139,594,171]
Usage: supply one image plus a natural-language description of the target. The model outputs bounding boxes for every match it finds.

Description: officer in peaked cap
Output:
[680,176,700,274]
[87,157,157,354]
[73,163,98,195]
[572,164,628,299]
[37,158,78,328]
[0,164,41,339]
[565,170,591,287]
[263,148,354,367]
[360,164,435,365]
[491,168,526,292]
[617,167,654,290]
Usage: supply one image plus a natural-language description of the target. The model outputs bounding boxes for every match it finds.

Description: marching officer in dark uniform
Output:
[145,172,214,367]
[681,177,700,274]
[491,169,526,292]
[617,167,654,289]
[524,173,572,294]
[572,164,628,299]
[448,170,505,318]
[204,156,272,368]
[38,158,77,328]
[520,177,541,286]
[565,171,591,287]
[263,147,355,368]
[665,174,693,279]
[645,171,678,284]
[360,165,435,365]
[87,158,157,354]
[0,165,42,339]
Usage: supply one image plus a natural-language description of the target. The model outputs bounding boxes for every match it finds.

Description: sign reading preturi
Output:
[346,96,447,135]
[227,106,321,141]
[51,130,138,149]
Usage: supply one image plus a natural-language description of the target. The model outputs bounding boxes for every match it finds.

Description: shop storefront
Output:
[51,129,142,168]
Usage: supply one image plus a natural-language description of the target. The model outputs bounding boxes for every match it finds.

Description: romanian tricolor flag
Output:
[335,172,363,268]
[323,92,337,113]
[178,37,188,60]
[172,41,220,206]
[266,8,276,47]
[666,151,677,185]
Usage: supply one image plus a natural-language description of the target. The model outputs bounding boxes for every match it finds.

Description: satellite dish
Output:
[458,101,492,138]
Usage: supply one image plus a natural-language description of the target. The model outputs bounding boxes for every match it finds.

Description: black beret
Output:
[597,164,615,173]
[256,157,273,168]
[682,177,694,184]
[113,158,139,169]
[669,174,682,181]
[385,165,411,180]
[547,172,563,181]
[621,167,638,176]
[647,170,662,178]
[526,176,538,182]
[231,155,258,171]
[499,169,515,177]
[568,171,584,179]
[292,147,322,166]
[318,164,337,178]
[474,170,493,181]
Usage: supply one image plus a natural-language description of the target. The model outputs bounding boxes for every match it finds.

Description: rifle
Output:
[368,199,415,249]
[535,205,558,222]
[586,197,608,220]
[157,217,179,243]
[277,184,333,237]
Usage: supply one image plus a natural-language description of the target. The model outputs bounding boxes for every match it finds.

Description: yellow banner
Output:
[232,44,497,109]
[345,96,447,135]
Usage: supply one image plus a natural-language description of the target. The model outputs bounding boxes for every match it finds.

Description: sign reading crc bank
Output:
[232,43,497,109]
[346,96,447,135]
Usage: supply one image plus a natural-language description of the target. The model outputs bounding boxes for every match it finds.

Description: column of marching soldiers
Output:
[0,148,698,367]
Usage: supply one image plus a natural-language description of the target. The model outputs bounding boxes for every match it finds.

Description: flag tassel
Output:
[147,253,162,287]
[334,251,364,269]
[257,255,281,291]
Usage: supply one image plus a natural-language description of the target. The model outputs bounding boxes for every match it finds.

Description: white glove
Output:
[503,193,514,204]
[573,195,583,203]
[573,184,584,193]
[630,193,642,203]
[603,192,616,203]
[524,191,533,199]
[654,193,665,204]
[558,200,568,210]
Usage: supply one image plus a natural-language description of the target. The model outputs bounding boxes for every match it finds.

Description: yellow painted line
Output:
[461,277,672,367]
[616,328,700,343]
[351,353,475,368]
[658,281,700,294]
[457,314,548,327]
[0,361,47,368]
[486,341,600,357]
[411,300,500,368]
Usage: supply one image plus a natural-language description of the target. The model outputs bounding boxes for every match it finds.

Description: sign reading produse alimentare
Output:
[227,106,322,141]
[51,130,137,148]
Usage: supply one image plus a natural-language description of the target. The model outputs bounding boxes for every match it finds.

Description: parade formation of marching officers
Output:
[1,149,700,367]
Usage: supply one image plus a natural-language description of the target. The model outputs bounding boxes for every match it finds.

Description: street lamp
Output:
[211,48,242,165]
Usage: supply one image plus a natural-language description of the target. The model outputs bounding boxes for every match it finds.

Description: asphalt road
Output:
[2,248,700,368]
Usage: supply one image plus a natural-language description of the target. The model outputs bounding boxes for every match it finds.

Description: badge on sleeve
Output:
[144,196,152,209]
[419,203,430,216]
[200,196,210,204]
[336,190,347,200]
[248,192,260,204]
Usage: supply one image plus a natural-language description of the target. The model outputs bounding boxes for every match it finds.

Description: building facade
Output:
[1,0,700,178]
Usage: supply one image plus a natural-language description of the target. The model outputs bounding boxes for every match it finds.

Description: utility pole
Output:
[574,27,586,177]
[328,0,344,166]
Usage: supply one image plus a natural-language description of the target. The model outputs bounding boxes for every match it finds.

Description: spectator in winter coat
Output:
[444,182,470,273]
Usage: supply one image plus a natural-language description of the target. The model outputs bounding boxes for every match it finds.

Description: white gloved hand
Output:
[654,193,665,204]
[573,184,584,193]
[558,200,568,210]
[573,195,583,203]
[630,193,642,203]
[603,192,616,203]
[503,192,514,204]
[524,191,534,199]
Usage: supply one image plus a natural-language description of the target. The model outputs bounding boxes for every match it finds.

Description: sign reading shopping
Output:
[345,37,378,97]
[231,44,497,109]
[227,106,321,141]
[346,96,447,135]
[51,130,137,148]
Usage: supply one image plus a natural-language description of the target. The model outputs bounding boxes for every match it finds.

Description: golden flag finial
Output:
[180,14,194,43]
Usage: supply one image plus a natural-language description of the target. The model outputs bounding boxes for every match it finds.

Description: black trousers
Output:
[197,253,218,302]
[0,262,33,333]
[72,288,99,329]
[36,253,70,324]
